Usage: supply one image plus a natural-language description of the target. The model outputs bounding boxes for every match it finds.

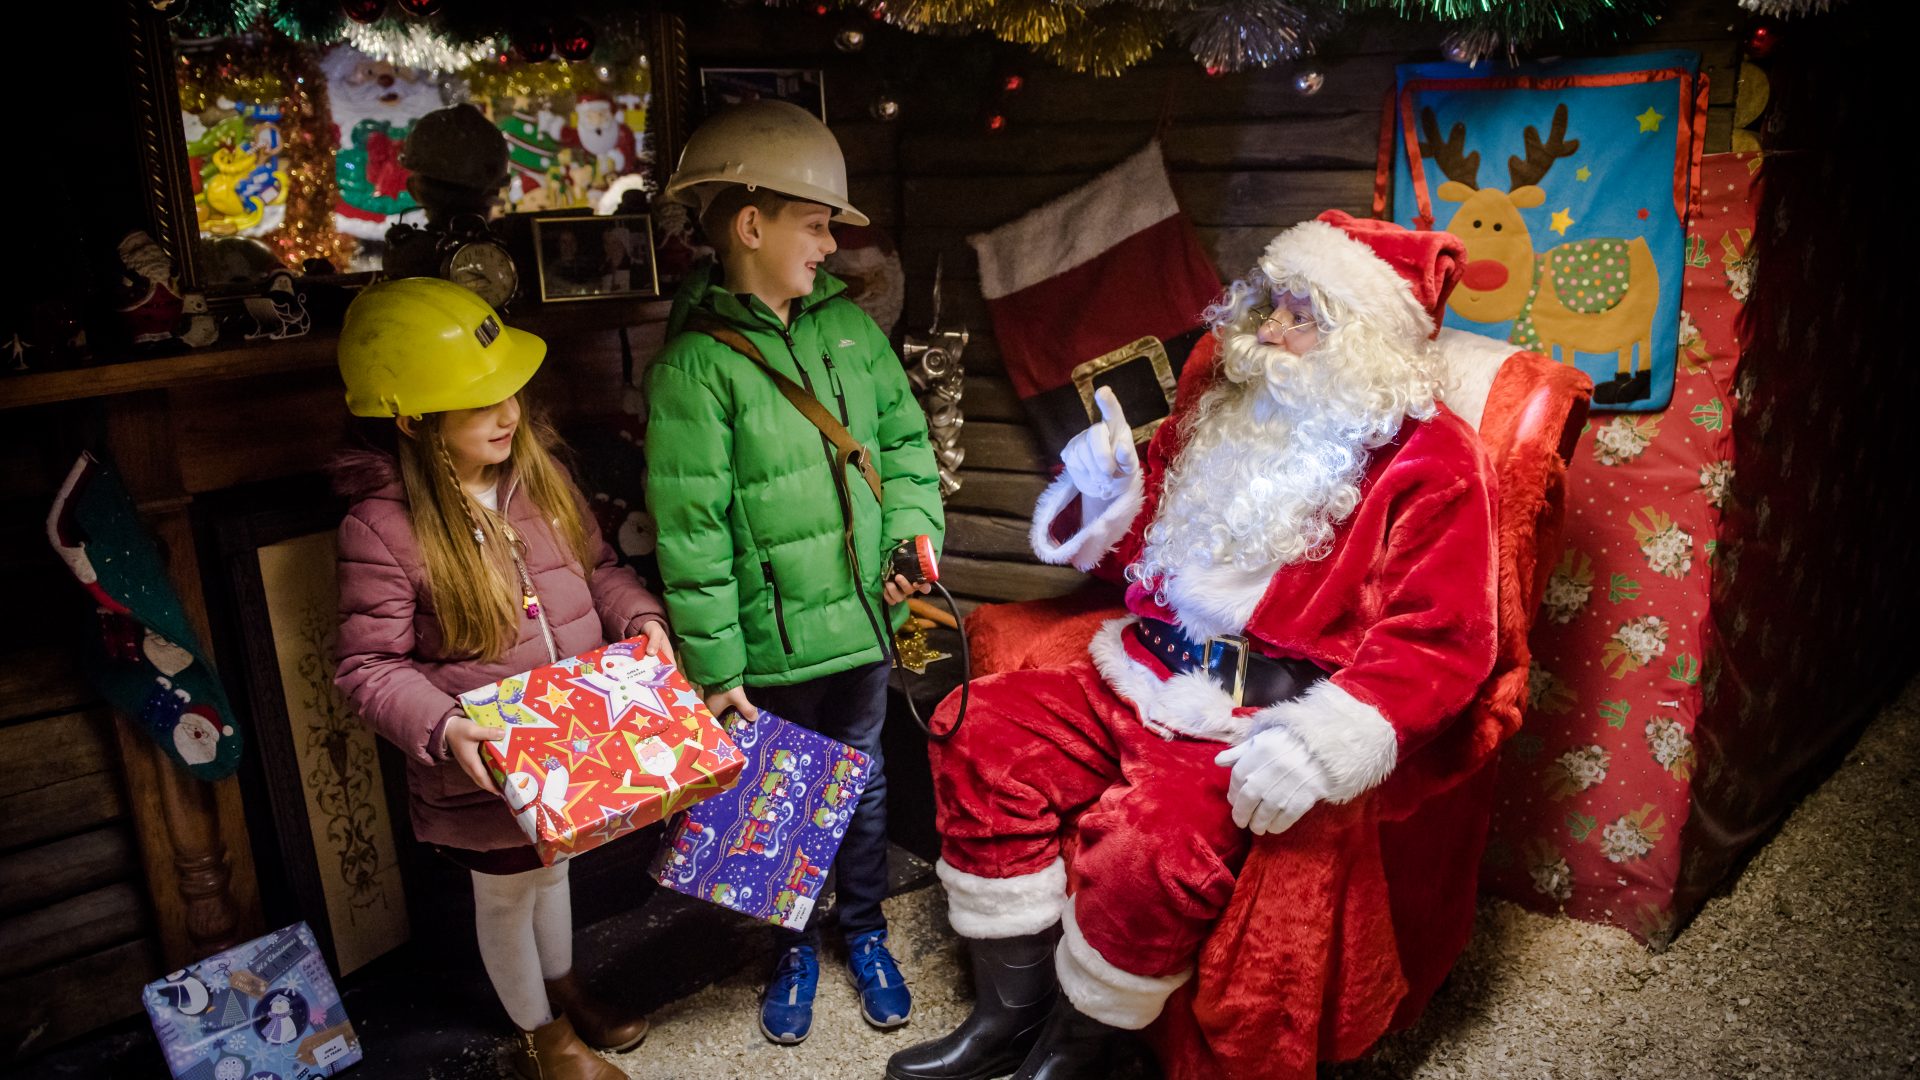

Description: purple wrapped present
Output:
[142,922,362,1079]
[652,709,871,930]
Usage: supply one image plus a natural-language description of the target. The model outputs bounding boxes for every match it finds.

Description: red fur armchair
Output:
[961,331,1591,1078]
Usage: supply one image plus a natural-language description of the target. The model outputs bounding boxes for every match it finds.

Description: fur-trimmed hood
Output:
[327,448,405,504]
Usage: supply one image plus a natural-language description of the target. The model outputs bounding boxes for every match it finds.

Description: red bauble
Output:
[557,22,595,61]
[1002,74,1024,92]
[986,113,1007,132]
[1746,23,1777,59]
[515,26,554,62]
[341,0,386,23]
[395,0,442,15]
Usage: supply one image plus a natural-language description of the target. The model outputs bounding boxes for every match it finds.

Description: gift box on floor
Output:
[143,922,361,1079]
[459,638,745,867]
[652,710,871,930]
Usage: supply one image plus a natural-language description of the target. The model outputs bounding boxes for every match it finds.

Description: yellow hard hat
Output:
[337,277,546,418]
[662,100,869,226]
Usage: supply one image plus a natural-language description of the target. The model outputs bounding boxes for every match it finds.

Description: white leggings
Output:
[471,860,574,1031]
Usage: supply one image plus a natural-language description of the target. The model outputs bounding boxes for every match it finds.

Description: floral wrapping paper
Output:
[1481,152,1755,946]
[652,709,872,931]
[458,637,745,867]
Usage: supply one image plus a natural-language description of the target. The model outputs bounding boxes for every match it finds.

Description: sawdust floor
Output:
[579,675,1918,1080]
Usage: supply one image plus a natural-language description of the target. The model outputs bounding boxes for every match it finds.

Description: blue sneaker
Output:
[847,929,912,1029]
[760,943,818,1045]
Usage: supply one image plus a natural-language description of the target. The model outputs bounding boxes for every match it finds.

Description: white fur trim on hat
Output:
[1030,470,1145,573]
[1248,679,1399,803]
[1087,618,1251,744]
[1260,219,1432,346]
[1055,896,1190,1030]
[936,857,1067,939]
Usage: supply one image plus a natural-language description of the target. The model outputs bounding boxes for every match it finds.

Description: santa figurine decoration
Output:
[564,93,636,188]
[889,210,1495,1080]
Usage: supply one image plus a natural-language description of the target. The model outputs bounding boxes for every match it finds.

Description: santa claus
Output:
[888,211,1496,1080]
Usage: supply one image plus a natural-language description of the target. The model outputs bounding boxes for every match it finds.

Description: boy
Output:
[644,100,946,1046]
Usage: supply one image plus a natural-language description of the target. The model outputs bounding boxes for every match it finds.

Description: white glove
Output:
[1060,386,1139,502]
[1215,726,1332,836]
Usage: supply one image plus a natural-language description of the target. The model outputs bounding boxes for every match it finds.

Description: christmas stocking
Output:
[967,140,1221,456]
[46,452,242,780]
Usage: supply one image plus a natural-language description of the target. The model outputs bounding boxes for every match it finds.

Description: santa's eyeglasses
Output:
[1250,305,1317,338]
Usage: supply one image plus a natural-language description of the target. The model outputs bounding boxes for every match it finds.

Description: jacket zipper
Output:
[821,351,850,425]
[761,560,795,655]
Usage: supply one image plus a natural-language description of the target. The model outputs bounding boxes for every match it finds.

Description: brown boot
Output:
[509,1014,628,1080]
[546,971,650,1053]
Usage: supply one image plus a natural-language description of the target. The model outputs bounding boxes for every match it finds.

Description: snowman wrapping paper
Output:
[652,710,872,931]
[457,636,745,867]
[143,923,361,1080]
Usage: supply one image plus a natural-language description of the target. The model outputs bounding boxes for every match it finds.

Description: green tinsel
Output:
[1341,0,1663,50]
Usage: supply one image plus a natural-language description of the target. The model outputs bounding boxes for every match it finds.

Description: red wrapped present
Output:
[458,638,745,866]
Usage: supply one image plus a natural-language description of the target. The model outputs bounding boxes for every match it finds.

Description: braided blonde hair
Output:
[395,395,595,661]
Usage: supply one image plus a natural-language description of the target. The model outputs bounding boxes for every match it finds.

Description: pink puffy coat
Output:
[332,451,667,851]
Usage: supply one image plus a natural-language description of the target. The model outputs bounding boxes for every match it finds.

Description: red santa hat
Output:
[1258,209,1466,343]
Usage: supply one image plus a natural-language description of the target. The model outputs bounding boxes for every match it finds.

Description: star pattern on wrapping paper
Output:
[540,714,623,774]
[551,656,588,674]
[586,800,642,845]
[671,687,705,715]
[1551,208,1576,236]
[568,670,668,727]
[537,684,575,712]
[1636,107,1664,133]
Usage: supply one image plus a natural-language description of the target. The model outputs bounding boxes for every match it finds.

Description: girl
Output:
[332,277,667,1080]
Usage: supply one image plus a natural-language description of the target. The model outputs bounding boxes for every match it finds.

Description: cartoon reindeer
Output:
[1420,104,1662,404]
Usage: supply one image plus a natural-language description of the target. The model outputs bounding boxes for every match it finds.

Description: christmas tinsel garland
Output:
[176,0,1841,76]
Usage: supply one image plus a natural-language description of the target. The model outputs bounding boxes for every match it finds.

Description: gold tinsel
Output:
[985,0,1076,44]
[176,51,287,112]
[1039,7,1167,75]
[462,57,651,103]
[266,36,355,270]
[884,0,995,32]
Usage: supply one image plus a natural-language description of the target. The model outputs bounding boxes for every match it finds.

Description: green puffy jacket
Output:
[644,263,945,693]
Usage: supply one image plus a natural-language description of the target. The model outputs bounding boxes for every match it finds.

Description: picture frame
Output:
[532,214,661,302]
[699,66,828,122]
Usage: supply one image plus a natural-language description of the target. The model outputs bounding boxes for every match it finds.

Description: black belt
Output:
[1130,617,1323,709]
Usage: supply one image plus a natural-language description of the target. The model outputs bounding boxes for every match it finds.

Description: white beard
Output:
[1130,326,1432,636]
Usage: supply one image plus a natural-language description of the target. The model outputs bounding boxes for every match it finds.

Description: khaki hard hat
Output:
[663,100,869,226]
[338,277,546,418]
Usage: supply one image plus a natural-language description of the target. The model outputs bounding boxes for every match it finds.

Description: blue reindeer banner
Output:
[1380,52,1706,411]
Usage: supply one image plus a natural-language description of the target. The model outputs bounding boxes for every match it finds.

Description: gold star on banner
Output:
[1576,166,1592,182]
[1637,107,1664,133]
[538,684,574,712]
[1551,209,1575,235]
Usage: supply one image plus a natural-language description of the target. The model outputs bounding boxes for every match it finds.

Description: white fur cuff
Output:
[1055,897,1190,1030]
[1249,680,1399,803]
[936,858,1067,939]
[1086,618,1251,744]
[1030,470,1144,572]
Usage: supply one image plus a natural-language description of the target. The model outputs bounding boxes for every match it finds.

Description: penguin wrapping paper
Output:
[143,922,361,1080]
[458,636,745,867]
[651,710,872,931]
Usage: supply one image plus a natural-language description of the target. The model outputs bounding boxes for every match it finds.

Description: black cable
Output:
[886,580,968,742]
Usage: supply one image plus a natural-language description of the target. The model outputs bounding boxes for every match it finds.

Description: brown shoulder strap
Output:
[687,318,884,505]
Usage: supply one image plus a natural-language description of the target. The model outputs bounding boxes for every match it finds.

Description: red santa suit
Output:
[926,211,1497,1036]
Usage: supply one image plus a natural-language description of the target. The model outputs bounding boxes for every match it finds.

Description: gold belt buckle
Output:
[1204,634,1250,707]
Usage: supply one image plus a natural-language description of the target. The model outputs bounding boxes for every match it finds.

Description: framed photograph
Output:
[700,67,827,122]
[532,214,660,302]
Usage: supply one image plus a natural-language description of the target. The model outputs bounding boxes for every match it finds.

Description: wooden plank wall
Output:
[0,409,163,1059]
[890,1,1740,614]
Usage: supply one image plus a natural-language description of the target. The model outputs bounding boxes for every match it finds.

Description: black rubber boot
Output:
[1009,996,1127,1080]
[885,931,1058,1080]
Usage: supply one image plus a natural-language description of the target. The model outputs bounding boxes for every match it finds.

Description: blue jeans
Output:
[751,661,892,945]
